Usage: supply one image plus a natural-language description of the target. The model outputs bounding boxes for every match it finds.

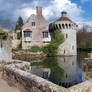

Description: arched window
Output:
[69,24,71,29]
[56,24,58,29]
[59,24,61,29]
[65,24,68,29]
[66,34,68,38]
[62,24,65,29]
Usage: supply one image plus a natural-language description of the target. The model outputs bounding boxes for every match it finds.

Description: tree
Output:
[15,16,24,31]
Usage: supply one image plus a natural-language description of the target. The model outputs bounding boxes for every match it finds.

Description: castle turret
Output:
[54,11,77,56]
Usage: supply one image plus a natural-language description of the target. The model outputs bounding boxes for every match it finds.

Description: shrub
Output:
[28,46,42,52]
[42,43,58,56]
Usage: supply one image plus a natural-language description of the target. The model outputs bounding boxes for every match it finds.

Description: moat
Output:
[30,55,83,88]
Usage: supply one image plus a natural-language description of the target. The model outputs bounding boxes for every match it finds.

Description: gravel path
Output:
[0,72,20,92]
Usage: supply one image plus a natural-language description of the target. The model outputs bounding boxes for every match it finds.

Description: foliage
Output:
[28,46,42,52]
[42,23,64,56]
[77,26,92,48]
[17,32,21,39]
[0,29,8,39]
[77,47,92,53]
[42,43,58,56]
[15,16,24,31]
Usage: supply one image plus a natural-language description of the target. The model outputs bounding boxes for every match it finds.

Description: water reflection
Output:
[31,56,82,88]
[58,56,82,88]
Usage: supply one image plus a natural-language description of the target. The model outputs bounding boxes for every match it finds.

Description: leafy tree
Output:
[15,16,24,31]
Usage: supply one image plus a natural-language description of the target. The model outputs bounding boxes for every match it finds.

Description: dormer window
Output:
[32,22,35,26]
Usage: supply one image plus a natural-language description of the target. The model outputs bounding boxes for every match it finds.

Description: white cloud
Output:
[14,0,84,22]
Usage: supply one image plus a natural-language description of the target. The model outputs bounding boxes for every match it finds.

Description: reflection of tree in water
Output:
[31,57,64,85]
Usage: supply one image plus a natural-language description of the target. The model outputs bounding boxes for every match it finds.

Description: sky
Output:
[0,0,92,28]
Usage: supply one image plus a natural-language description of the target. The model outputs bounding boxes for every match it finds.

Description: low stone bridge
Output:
[0,59,92,92]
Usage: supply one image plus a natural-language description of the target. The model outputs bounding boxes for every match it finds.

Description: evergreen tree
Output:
[15,16,24,31]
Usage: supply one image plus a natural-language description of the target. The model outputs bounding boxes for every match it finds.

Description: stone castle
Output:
[21,6,78,56]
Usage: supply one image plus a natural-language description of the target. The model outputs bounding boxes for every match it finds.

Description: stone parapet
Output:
[1,60,92,92]
[3,63,67,92]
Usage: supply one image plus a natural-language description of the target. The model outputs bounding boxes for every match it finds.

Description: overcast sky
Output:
[0,0,92,26]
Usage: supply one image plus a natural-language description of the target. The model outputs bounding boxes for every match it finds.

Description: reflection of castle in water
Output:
[58,56,82,88]
[31,56,82,88]
[31,66,51,79]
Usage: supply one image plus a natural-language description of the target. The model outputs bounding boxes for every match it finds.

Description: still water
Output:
[31,56,83,88]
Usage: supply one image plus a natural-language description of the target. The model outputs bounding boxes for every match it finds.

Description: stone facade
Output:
[22,7,51,49]
[12,39,21,49]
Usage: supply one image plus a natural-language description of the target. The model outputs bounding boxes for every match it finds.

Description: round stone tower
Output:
[55,11,78,56]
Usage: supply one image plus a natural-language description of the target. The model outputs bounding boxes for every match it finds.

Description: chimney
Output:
[36,6,42,16]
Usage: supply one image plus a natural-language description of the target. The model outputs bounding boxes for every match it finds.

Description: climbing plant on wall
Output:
[42,23,65,56]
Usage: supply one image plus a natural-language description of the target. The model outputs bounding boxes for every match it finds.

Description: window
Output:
[69,24,71,29]
[43,32,48,38]
[32,22,35,26]
[56,24,58,29]
[59,24,61,29]
[66,74,67,78]
[24,31,32,37]
[64,50,65,54]
[72,45,74,50]
[43,72,48,79]
[62,24,65,29]
[65,24,68,29]
[66,34,68,38]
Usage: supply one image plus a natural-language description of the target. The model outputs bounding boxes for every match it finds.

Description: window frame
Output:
[43,32,49,38]
[32,22,35,26]
[24,31,32,38]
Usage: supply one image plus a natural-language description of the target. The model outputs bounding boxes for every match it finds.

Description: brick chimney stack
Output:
[36,6,42,16]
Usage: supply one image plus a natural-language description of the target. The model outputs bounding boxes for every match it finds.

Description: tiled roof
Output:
[57,16,72,22]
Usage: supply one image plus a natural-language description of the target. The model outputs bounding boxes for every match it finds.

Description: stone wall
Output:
[82,61,92,81]
[2,60,92,92]
[12,39,21,49]
[3,60,67,92]
[55,21,77,56]
[0,38,12,62]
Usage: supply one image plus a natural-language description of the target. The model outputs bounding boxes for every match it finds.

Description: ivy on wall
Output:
[42,23,65,56]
